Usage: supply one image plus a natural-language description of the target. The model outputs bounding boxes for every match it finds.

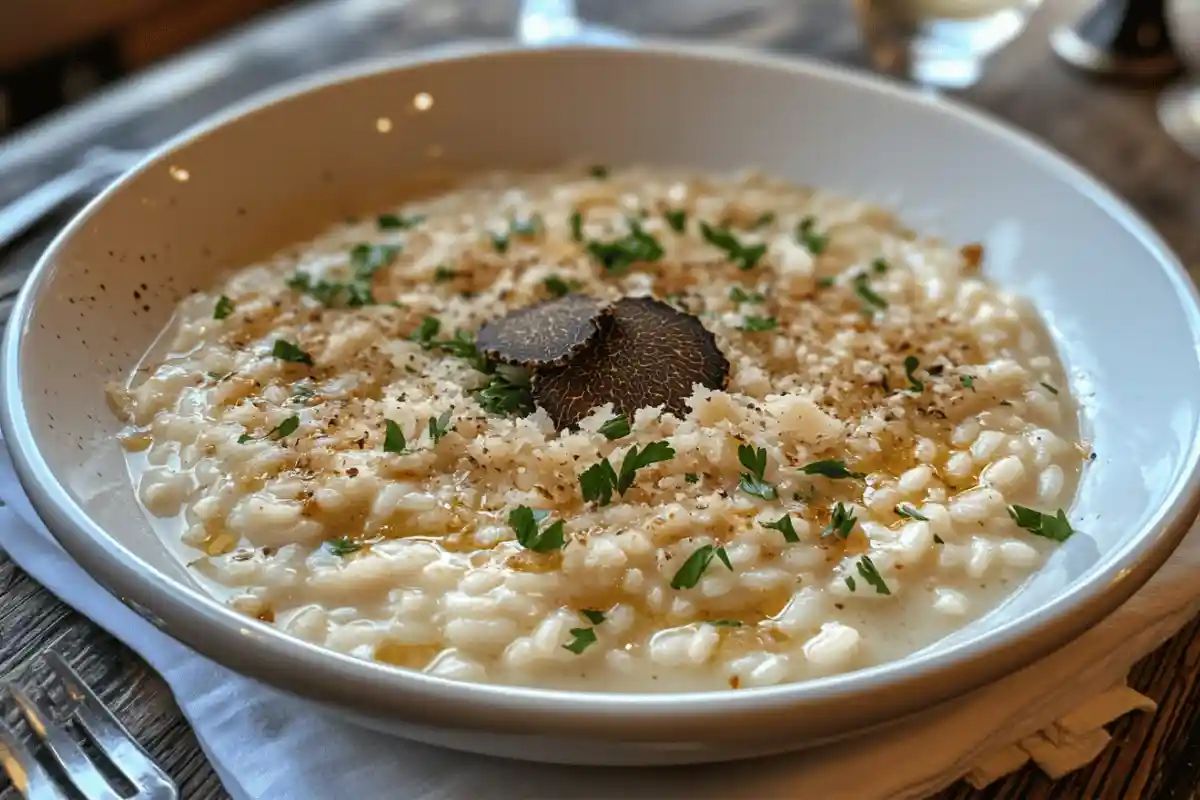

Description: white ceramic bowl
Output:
[5,43,1200,766]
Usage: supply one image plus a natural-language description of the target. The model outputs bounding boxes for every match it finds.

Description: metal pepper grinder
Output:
[1051,0,1183,80]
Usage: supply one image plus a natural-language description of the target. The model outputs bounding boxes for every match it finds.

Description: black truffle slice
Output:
[476,294,609,367]
[533,296,730,428]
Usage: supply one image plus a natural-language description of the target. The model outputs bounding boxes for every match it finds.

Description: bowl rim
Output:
[5,40,1200,742]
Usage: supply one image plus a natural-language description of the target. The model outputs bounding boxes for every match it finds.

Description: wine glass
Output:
[853,0,1044,90]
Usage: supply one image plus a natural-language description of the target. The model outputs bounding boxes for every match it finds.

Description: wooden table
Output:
[1,1,1198,797]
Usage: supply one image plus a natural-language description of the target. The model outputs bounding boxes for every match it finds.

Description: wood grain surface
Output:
[1,1,1198,798]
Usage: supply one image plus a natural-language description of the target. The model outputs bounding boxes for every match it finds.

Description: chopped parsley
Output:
[376,213,424,230]
[588,164,609,179]
[325,537,362,557]
[350,243,401,280]
[895,504,929,521]
[872,257,889,274]
[853,273,888,312]
[699,222,767,271]
[904,356,925,393]
[237,415,300,444]
[708,619,743,627]
[856,556,891,595]
[272,339,313,366]
[429,329,489,372]
[799,459,864,480]
[933,534,945,544]
[961,374,976,391]
[817,276,836,289]
[383,419,408,453]
[508,505,566,553]
[569,210,584,242]
[750,211,776,230]
[1009,505,1074,542]
[433,265,457,283]
[664,209,687,233]
[291,385,316,403]
[796,216,829,255]
[510,215,543,239]
[822,502,857,539]
[428,410,453,443]
[670,544,733,590]
[729,286,766,304]
[844,575,857,592]
[586,219,665,274]
[475,372,535,416]
[563,627,597,654]
[737,444,776,500]
[581,609,606,625]
[409,317,441,348]
[762,514,800,543]
[739,315,778,333]
[543,275,582,298]
[213,295,234,320]
[685,473,700,484]
[1040,381,1060,395]
[580,441,676,506]
[490,231,510,254]
[598,414,632,440]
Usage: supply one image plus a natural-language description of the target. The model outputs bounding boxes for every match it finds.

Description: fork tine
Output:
[0,714,66,800]
[43,653,178,800]
[7,684,121,800]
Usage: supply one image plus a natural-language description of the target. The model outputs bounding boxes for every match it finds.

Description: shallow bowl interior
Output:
[5,43,1200,764]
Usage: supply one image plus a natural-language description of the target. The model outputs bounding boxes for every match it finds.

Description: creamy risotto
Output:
[110,167,1084,692]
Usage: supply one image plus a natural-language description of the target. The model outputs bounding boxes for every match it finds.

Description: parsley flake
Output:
[685,473,700,484]
[569,210,584,243]
[383,420,408,453]
[588,165,609,179]
[237,415,300,444]
[904,356,925,393]
[762,514,800,543]
[750,211,776,230]
[737,444,776,500]
[428,410,453,443]
[325,537,362,557]
[670,544,733,590]
[543,275,582,298]
[700,222,767,271]
[796,216,829,255]
[563,627,597,654]
[872,257,889,274]
[213,295,234,320]
[580,458,620,506]
[490,231,510,254]
[433,265,457,283]
[961,374,976,391]
[708,619,743,627]
[476,372,535,417]
[739,315,778,333]
[800,459,865,480]
[895,504,929,521]
[844,575,857,592]
[581,609,606,625]
[1009,505,1074,542]
[853,273,888,312]
[511,215,543,239]
[377,213,424,230]
[272,339,313,366]
[598,414,632,440]
[856,556,891,595]
[586,219,665,274]
[508,505,566,553]
[729,286,766,304]
[933,534,945,544]
[664,209,687,233]
[581,441,676,505]
[409,317,441,349]
[817,276,836,289]
[822,502,857,539]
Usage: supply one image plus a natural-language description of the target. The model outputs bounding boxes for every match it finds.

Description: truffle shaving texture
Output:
[475,294,609,367]
[534,296,729,428]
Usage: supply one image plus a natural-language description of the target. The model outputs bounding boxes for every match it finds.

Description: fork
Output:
[0,651,178,800]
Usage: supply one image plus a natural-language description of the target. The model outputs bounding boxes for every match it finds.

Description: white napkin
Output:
[0,440,1190,800]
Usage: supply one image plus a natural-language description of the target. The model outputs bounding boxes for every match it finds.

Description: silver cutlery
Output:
[0,650,178,800]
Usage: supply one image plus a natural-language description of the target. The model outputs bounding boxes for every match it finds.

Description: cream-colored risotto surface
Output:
[110,167,1083,692]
